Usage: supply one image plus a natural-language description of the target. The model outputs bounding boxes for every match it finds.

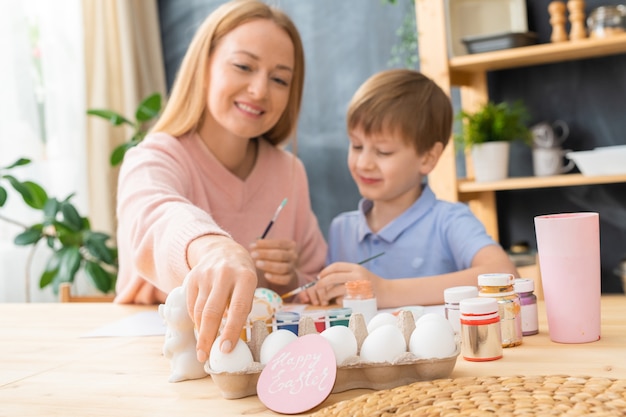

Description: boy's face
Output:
[347,127,438,207]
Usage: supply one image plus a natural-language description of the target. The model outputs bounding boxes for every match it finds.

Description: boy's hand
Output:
[306,262,377,306]
[250,239,298,286]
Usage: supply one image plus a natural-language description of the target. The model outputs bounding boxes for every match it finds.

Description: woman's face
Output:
[205,19,294,141]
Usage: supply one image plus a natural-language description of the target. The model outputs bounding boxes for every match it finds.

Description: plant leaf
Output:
[43,197,60,224]
[2,158,31,170]
[84,231,115,262]
[14,227,43,245]
[86,109,133,126]
[85,261,114,293]
[110,140,140,166]
[3,176,48,209]
[60,192,76,203]
[87,231,111,241]
[60,202,83,231]
[0,186,7,207]
[39,268,58,289]
[57,246,82,283]
[135,93,161,122]
[54,221,83,246]
[39,252,61,289]
[85,238,114,265]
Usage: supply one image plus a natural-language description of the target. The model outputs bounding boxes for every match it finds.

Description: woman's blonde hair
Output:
[152,0,305,146]
[347,69,452,154]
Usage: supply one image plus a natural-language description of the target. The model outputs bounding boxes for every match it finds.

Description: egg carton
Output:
[207,311,460,399]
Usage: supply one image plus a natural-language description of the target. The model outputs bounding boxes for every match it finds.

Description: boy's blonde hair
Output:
[152,0,305,146]
[347,69,452,154]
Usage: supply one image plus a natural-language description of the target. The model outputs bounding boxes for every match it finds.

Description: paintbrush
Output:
[280,251,386,299]
[280,280,318,300]
[355,251,385,265]
[260,198,287,239]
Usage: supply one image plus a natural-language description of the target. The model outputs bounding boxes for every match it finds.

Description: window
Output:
[0,0,86,302]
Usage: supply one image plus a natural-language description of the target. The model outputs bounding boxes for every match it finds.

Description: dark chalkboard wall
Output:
[157,0,625,292]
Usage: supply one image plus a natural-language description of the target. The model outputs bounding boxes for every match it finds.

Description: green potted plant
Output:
[0,92,162,301]
[454,100,531,182]
[0,158,117,300]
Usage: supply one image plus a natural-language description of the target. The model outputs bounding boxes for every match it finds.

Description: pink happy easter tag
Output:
[257,333,337,414]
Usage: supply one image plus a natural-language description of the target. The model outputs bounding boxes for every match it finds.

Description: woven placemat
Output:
[311,375,626,417]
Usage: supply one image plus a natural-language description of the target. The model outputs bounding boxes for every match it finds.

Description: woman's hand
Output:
[305,262,379,306]
[185,235,257,363]
[249,239,298,287]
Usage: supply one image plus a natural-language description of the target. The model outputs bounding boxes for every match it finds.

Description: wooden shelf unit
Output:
[415,0,626,242]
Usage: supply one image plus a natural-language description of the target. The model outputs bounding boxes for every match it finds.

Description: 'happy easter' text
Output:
[267,351,331,394]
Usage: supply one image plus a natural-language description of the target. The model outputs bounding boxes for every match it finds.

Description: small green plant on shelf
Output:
[87,92,162,166]
[454,100,532,151]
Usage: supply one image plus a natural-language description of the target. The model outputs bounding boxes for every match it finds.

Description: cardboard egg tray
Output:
[207,311,460,399]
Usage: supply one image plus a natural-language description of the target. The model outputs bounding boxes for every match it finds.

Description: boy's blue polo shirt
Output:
[326,185,497,279]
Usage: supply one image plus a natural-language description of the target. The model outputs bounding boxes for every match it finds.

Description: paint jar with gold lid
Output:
[478,273,523,348]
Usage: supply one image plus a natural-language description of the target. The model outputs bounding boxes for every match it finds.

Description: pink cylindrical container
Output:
[534,212,601,343]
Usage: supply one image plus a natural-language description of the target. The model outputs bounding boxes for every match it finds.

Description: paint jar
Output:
[460,297,503,362]
[478,273,523,348]
[328,307,351,327]
[342,280,377,324]
[514,278,539,336]
[444,285,479,334]
[275,311,300,335]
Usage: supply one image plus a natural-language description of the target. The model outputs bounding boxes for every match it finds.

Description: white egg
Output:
[320,325,358,366]
[259,329,298,364]
[359,324,406,363]
[415,312,453,334]
[409,319,456,359]
[366,312,398,333]
[208,336,254,373]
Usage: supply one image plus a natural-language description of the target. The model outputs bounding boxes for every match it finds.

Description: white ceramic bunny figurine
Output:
[158,284,207,383]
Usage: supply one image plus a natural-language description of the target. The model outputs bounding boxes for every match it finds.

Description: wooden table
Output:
[2,296,625,416]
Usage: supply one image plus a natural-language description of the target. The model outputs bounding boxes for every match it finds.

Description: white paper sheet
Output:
[81,311,166,338]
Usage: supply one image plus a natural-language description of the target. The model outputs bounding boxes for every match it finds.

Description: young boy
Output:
[304,69,518,308]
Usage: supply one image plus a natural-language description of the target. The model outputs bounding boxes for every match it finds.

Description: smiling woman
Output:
[115,0,327,366]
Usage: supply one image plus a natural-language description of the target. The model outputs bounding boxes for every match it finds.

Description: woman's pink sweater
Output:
[114,132,327,304]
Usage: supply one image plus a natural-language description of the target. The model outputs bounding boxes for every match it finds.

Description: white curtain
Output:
[0,0,88,302]
[83,0,166,237]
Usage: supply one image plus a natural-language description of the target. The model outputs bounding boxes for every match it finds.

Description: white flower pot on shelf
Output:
[471,141,510,182]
